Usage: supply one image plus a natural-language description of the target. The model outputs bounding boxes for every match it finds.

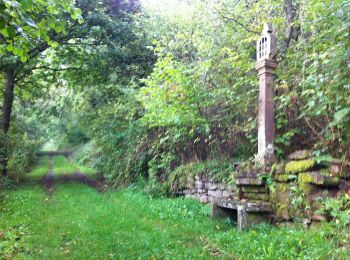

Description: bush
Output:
[166,159,236,194]
[7,131,41,183]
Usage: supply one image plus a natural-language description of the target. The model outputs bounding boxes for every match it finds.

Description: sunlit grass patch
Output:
[77,165,96,176]
[52,155,97,177]
[52,155,78,176]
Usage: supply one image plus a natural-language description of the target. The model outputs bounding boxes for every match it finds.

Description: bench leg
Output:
[237,205,248,231]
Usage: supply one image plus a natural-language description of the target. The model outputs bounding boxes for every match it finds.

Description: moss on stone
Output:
[271,183,293,220]
[242,186,268,193]
[298,182,316,195]
[298,171,340,186]
[285,159,316,174]
[271,162,286,175]
[298,172,314,183]
[244,193,269,201]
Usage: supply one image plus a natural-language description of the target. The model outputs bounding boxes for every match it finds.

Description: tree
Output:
[0,0,82,176]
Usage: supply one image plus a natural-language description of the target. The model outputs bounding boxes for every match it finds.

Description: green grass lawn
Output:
[25,156,50,182]
[53,155,96,177]
[0,183,348,259]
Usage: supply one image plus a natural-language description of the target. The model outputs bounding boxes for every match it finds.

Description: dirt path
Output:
[59,172,106,192]
[41,158,55,193]
[41,156,105,193]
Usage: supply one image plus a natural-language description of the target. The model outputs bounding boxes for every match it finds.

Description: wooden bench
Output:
[212,198,272,230]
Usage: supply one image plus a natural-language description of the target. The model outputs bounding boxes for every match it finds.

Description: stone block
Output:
[182,189,190,194]
[220,183,227,190]
[243,193,269,201]
[287,150,312,160]
[200,195,208,203]
[285,159,316,174]
[312,213,326,222]
[195,180,204,189]
[271,183,294,221]
[226,184,236,191]
[196,189,207,194]
[298,171,340,186]
[236,177,264,186]
[329,162,350,178]
[223,190,234,198]
[206,182,218,190]
[208,189,223,198]
[242,186,268,193]
[273,162,286,174]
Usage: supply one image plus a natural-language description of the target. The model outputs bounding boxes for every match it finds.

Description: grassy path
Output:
[0,159,349,259]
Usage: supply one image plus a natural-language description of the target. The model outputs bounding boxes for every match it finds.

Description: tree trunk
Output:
[1,69,15,176]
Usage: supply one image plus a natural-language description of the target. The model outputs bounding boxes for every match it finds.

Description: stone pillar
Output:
[255,23,278,166]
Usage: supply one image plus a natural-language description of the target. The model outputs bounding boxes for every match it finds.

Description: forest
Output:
[0,0,350,258]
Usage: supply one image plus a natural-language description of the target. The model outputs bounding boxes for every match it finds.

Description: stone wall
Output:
[272,150,350,222]
[176,175,238,204]
[175,150,350,223]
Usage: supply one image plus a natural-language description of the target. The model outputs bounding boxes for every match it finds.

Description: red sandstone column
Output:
[255,24,278,166]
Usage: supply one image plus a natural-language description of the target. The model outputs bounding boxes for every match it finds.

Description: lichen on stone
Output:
[285,159,316,174]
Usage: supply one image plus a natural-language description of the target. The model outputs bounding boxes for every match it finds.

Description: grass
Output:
[53,155,97,177]
[1,159,348,258]
[0,183,349,259]
[23,155,97,185]
[25,156,50,182]
[53,155,78,176]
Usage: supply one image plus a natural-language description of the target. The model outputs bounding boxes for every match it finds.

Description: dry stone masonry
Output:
[272,150,350,222]
[176,175,237,204]
[175,150,350,229]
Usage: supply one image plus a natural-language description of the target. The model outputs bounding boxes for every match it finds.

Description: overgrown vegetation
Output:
[1,0,350,189]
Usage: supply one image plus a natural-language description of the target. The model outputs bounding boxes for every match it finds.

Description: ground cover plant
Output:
[0,182,348,259]
[25,156,49,183]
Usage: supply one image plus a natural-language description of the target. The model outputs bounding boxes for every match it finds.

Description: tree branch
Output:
[214,7,260,35]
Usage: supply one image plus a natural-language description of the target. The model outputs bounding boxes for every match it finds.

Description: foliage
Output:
[2,0,350,207]
[168,160,236,191]
[320,193,350,228]
[0,0,82,61]
[3,111,44,182]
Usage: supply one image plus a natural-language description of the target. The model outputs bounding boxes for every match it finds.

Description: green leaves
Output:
[0,0,83,61]
[19,0,33,10]
[333,108,350,124]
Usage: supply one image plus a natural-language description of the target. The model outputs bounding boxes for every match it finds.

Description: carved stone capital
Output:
[255,59,278,75]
